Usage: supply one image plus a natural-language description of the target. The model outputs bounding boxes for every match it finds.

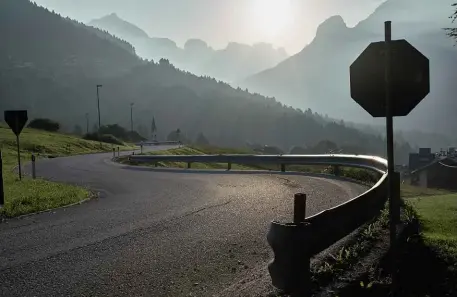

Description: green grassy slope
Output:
[0,125,133,217]
[410,194,457,257]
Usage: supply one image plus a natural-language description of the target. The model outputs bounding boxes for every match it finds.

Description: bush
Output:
[127,131,146,142]
[260,145,284,155]
[83,133,123,145]
[341,168,380,184]
[27,118,60,132]
[97,124,145,142]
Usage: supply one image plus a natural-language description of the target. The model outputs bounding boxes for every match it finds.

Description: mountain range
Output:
[88,13,289,83]
[241,0,457,138]
[0,0,422,164]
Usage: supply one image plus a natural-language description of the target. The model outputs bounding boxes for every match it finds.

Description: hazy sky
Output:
[34,0,386,54]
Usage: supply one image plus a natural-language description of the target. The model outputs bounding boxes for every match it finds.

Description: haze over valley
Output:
[2,0,457,160]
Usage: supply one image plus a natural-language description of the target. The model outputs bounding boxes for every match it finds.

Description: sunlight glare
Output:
[250,0,294,37]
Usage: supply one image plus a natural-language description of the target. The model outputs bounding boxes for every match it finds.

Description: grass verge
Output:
[327,189,457,296]
[409,194,457,259]
[1,126,134,218]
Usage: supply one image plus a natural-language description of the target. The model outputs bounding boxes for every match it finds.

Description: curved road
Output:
[0,147,367,297]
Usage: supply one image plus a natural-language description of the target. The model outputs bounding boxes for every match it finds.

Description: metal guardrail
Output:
[128,153,390,295]
[135,141,180,146]
[129,154,387,174]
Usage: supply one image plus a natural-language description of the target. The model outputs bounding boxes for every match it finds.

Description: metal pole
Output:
[0,150,4,206]
[130,103,134,133]
[97,85,102,130]
[16,135,22,180]
[97,84,102,149]
[31,155,36,179]
[85,113,89,134]
[384,20,398,292]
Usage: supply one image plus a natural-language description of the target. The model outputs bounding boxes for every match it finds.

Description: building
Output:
[409,148,436,172]
[410,157,457,190]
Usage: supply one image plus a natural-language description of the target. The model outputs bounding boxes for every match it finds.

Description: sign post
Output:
[383,21,398,290]
[4,110,28,180]
[0,150,4,207]
[350,21,430,292]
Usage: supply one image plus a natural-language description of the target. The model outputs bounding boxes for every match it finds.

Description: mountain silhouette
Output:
[88,13,289,83]
[242,0,456,137]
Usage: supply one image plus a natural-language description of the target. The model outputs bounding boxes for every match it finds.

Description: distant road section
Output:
[0,147,367,296]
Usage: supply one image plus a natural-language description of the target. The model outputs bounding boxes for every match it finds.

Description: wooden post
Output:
[294,193,306,224]
[292,193,310,297]
[0,150,4,206]
[31,155,36,179]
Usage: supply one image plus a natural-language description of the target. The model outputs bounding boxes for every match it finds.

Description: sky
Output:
[33,0,387,54]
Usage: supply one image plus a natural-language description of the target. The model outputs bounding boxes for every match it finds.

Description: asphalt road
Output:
[0,146,367,297]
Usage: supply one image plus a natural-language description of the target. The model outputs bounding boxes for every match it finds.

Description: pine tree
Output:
[151,117,157,140]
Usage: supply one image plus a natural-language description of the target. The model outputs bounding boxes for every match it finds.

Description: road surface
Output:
[0,147,367,296]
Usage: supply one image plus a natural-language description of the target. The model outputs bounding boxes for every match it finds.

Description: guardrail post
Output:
[281,164,286,172]
[140,145,143,154]
[227,162,232,171]
[0,150,4,207]
[31,154,36,179]
[294,193,306,224]
[117,147,120,157]
[333,165,340,176]
[187,162,191,169]
[267,193,310,296]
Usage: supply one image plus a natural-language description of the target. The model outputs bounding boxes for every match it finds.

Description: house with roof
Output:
[410,157,457,190]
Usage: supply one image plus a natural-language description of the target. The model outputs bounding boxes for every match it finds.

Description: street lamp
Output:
[130,103,134,133]
[96,84,103,149]
[96,84,103,130]
[85,113,89,134]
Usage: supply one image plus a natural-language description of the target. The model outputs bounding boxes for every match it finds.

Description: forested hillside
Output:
[0,0,413,163]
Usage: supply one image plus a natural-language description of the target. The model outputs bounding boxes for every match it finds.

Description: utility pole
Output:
[130,103,134,133]
[85,113,89,134]
[96,84,103,130]
[96,84,103,149]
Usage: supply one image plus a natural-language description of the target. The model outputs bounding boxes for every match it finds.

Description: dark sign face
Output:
[4,110,28,136]
[350,39,430,117]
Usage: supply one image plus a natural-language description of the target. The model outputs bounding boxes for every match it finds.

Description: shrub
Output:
[27,118,60,132]
[83,133,123,145]
[127,131,146,142]
[342,168,380,184]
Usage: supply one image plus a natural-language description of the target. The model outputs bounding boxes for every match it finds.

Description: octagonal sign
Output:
[350,39,430,117]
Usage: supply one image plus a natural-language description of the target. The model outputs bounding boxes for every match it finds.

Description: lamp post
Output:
[96,84,103,149]
[85,113,89,134]
[130,103,134,133]
[96,84,103,130]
